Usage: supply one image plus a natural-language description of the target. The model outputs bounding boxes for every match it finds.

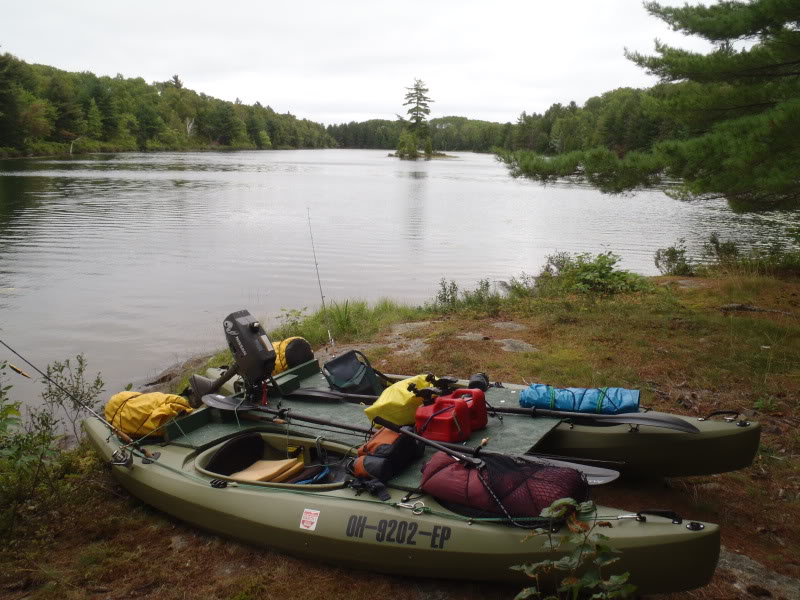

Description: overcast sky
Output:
[2,0,712,125]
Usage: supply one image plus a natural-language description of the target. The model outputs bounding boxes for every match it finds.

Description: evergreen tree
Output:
[402,78,433,135]
[85,98,103,139]
[45,73,85,142]
[500,0,800,209]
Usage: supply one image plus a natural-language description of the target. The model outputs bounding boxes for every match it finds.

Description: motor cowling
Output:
[223,310,276,385]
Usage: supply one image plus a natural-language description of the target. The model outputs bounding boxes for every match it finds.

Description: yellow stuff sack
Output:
[272,337,314,375]
[104,391,193,438]
[363,374,433,426]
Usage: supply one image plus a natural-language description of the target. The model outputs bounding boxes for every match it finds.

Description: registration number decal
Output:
[345,515,451,549]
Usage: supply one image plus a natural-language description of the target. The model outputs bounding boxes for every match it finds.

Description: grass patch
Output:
[270,298,430,346]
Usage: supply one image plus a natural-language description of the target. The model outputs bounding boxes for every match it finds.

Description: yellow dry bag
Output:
[363,374,433,426]
[104,391,193,438]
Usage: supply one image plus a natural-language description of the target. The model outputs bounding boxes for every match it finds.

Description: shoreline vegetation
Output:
[2,238,799,599]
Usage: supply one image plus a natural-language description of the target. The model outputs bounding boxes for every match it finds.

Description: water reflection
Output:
[0,173,49,228]
[399,171,429,179]
[403,169,428,259]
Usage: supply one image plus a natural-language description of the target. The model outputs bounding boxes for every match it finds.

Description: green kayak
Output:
[207,361,761,478]
[84,414,719,594]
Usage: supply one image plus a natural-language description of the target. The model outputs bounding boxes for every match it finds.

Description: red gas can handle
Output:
[450,388,484,402]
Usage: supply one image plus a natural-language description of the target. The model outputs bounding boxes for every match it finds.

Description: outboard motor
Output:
[223,309,276,383]
[189,309,277,407]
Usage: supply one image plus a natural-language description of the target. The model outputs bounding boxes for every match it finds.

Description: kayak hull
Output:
[84,418,720,594]
[532,413,762,477]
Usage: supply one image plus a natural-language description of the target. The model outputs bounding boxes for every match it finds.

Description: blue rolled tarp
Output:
[519,384,640,414]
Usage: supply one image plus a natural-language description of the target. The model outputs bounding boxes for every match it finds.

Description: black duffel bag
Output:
[322,350,388,396]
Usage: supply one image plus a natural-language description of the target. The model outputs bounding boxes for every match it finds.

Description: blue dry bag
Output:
[519,384,640,415]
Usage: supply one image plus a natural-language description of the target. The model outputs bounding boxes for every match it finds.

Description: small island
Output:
[390,79,454,160]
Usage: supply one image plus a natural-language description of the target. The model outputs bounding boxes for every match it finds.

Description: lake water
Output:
[0,149,795,402]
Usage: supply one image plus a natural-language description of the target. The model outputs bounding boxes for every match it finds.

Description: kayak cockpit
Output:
[194,431,355,490]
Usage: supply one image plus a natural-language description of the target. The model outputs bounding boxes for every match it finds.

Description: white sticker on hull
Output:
[300,508,321,531]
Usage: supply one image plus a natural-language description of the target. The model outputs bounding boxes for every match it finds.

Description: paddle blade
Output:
[495,405,701,434]
[592,412,700,434]
[520,455,620,486]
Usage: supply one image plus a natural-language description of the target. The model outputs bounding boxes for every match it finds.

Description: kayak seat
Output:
[205,432,266,476]
[197,431,353,488]
[230,457,305,482]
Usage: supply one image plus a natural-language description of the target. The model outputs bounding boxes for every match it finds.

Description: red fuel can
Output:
[450,388,488,431]
[415,396,473,443]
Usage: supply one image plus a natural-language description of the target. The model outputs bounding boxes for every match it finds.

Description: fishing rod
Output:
[307,207,335,350]
[0,338,160,461]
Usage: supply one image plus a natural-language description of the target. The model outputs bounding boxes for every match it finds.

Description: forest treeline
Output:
[326,86,679,156]
[0,52,335,157]
[0,49,678,160]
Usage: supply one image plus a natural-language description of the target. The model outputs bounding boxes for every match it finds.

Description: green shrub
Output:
[506,272,537,299]
[654,238,696,276]
[430,278,502,314]
[691,232,800,277]
[703,232,740,266]
[535,252,651,297]
[434,278,460,311]
[396,130,419,159]
[461,278,502,314]
[0,357,105,535]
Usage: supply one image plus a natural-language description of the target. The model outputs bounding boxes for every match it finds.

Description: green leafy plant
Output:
[754,395,779,413]
[507,272,537,299]
[1,356,105,534]
[435,278,460,310]
[536,252,651,297]
[702,232,740,266]
[462,279,502,314]
[41,354,104,442]
[513,498,636,600]
[0,361,21,438]
[654,238,696,276]
[278,306,308,335]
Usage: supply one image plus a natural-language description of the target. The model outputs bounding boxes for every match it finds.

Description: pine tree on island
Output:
[396,78,435,159]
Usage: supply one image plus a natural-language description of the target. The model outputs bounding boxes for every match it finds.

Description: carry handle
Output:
[635,510,682,524]
[698,410,740,421]
[451,388,485,404]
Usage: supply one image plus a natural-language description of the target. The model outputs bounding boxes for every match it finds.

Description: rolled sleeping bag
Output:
[519,383,640,415]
